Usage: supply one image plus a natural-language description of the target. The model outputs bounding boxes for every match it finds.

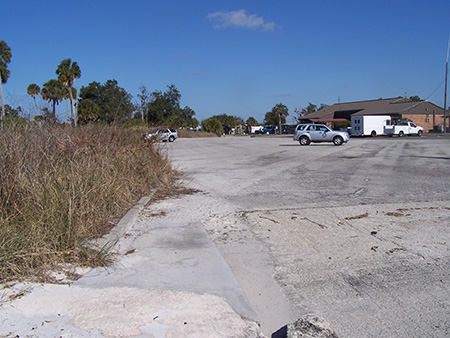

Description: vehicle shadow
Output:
[279,143,339,147]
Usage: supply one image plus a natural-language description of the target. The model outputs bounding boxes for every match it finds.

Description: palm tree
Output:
[272,103,289,135]
[61,86,77,123]
[41,79,64,121]
[56,59,81,126]
[0,41,12,119]
[27,83,41,115]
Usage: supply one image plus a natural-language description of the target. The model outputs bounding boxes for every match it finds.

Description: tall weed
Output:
[0,124,175,282]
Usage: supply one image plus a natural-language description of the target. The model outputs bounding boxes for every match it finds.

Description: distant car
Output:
[143,128,178,142]
[222,124,233,135]
[261,126,277,134]
[293,124,349,146]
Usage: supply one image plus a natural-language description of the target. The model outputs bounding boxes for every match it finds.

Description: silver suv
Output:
[293,124,349,146]
[143,128,178,142]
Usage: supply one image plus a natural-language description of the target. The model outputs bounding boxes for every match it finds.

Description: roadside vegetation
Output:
[0,123,176,282]
[0,39,299,283]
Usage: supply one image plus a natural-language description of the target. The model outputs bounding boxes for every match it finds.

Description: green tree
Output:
[202,117,223,135]
[77,99,100,123]
[265,103,288,133]
[3,104,22,118]
[294,102,328,122]
[302,102,318,115]
[78,80,134,123]
[179,106,198,127]
[211,114,244,127]
[189,117,200,128]
[41,79,65,121]
[146,84,196,127]
[56,58,81,126]
[0,41,12,119]
[409,95,422,102]
[137,85,151,122]
[147,84,181,125]
[246,116,258,126]
[27,83,41,115]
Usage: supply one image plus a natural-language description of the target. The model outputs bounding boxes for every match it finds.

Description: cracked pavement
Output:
[168,135,450,337]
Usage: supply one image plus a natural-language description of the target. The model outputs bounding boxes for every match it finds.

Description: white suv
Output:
[143,128,178,142]
[293,124,349,146]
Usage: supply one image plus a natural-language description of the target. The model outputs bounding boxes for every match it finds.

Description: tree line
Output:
[0,40,199,128]
[26,70,199,128]
[1,39,337,132]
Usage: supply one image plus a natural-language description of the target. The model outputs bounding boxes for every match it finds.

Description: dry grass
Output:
[177,129,218,138]
[0,123,176,282]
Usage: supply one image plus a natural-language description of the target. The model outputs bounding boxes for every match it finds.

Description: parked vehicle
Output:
[143,128,178,142]
[261,126,277,134]
[350,115,392,137]
[282,124,296,134]
[249,125,264,134]
[293,124,350,146]
[222,124,233,135]
[384,121,423,137]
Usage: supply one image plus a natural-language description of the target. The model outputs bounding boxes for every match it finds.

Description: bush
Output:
[0,124,175,282]
[201,117,223,135]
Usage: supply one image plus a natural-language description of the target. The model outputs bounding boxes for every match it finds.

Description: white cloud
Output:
[206,9,275,31]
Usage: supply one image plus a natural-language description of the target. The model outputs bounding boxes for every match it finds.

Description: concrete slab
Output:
[244,201,450,338]
[78,220,257,322]
[0,193,262,338]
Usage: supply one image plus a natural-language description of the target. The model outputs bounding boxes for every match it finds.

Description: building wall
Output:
[402,102,447,133]
[402,113,443,133]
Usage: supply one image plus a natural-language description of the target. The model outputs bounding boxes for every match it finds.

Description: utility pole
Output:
[444,34,450,133]
[445,60,448,133]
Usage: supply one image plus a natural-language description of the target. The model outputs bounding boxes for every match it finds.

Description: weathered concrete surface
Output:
[244,202,450,337]
[1,135,449,338]
[168,135,450,337]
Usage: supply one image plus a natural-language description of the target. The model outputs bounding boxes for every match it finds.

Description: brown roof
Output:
[305,97,445,120]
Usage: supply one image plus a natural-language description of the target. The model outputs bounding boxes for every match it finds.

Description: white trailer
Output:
[350,115,392,137]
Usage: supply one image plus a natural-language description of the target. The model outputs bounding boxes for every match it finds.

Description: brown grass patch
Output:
[0,123,176,282]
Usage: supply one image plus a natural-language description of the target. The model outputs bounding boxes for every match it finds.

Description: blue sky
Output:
[3,0,450,123]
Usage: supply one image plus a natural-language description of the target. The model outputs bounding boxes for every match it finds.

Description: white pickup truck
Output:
[385,121,423,137]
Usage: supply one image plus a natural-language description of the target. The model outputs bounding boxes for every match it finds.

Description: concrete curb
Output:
[94,194,153,254]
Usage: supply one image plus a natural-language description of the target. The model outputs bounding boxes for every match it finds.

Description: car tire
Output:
[371,130,377,137]
[168,136,175,142]
[417,130,423,137]
[299,136,310,146]
[398,131,404,137]
[333,136,344,146]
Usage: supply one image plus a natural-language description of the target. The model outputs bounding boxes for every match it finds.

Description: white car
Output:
[293,124,349,146]
[143,128,178,142]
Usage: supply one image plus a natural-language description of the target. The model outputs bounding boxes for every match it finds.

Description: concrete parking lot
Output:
[169,135,450,337]
[2,135,448,338]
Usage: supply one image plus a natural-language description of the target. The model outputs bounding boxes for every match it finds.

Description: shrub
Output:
[201,117,223,135]
[0,124,175,282]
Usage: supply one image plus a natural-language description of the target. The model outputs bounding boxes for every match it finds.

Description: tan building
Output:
[302,97,448,133]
